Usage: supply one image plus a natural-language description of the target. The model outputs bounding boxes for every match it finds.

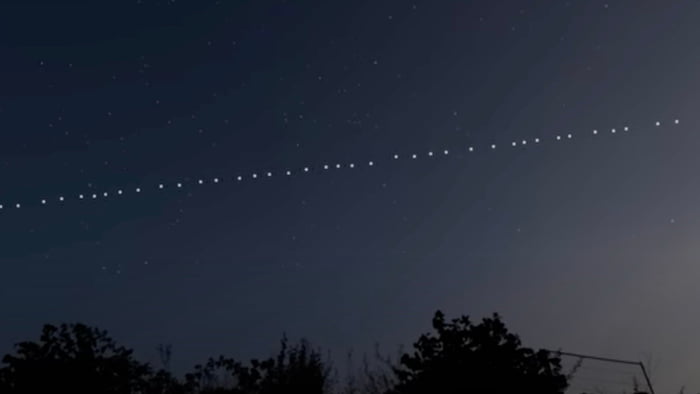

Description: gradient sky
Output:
[1,1,699,393]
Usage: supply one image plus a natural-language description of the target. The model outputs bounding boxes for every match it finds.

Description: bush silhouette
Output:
[0,311,596,393]
[0,323,154,394]
[183,336,331,394]
[388,311,569,394]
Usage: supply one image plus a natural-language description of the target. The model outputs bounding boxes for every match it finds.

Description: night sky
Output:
[1,1,699,392]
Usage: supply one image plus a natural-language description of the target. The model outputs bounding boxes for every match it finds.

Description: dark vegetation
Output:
[0,310,648,394]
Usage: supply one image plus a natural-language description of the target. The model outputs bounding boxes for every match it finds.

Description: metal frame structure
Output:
[546,349,655,394]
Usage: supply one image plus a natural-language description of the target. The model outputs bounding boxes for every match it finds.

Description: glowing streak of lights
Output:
[0,119,680,211]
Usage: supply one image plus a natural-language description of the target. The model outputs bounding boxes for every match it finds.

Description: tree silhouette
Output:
[257,336,331,394]
[0,323,154,394]
[335,344,400,394]
[0,312,611,393]
[0,323,332,394]
[183,335,332,394]
[388,311,569,394]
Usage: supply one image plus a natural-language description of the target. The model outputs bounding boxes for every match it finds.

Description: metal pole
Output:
[637,361,656,394]
[545,349,655,394]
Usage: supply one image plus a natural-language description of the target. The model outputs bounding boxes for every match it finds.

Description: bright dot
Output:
[286,170,292,175]
[412,154,417,159]
[491,144,496,149]
[335,164,341,168]
[443,149,449,155]
[214,178,219,183]
[0,204,3,209]
[349,164,354,168]
[323,164,329,170]
[611,128,616,133]
[656,121,661,126]
[522,140,527,145]
[267,172,272,177]
[177,183,182,188]
[556,135,561,140]
[92,194,97,199]
[136,188,141,193]
[512,141,517,147]
[16,203,20,209]
[79,194,84,199]
[159,184,164,189]
[567,134,572,139]
[393,154,399,159]
[304,167,309,172]
[59,196,64,201]
[593,129,598,135]
[675,119,680,124]
[428,151,433,156]
[117,190,123,195]
[468,147,474,152]
[41,199,46,205]
[369,161,374,166]
[198,179,203,184]
[624,126,629,131]
[103,192,108,197]
[534,138,540,143]
[237,176,242,181]
[252,173,258,178]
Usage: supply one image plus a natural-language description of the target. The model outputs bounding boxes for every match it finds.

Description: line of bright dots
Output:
[0,119,681,210]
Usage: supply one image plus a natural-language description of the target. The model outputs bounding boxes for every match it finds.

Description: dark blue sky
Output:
[1,1,699,392]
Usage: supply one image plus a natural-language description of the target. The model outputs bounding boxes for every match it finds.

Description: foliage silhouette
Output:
[0,323,154,394]
[2,311,657,394]
[336,344,399,394]
[182,335,331,394]
[388,310,569,394]
[0,326,330,394]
